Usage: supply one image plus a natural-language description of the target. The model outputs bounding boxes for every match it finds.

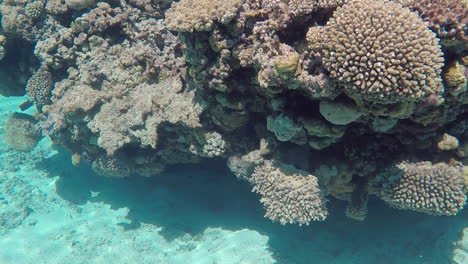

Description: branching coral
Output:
[227,138,272,182]
[24,0,45,20]
[251,160,328,225]
[165,0,244,32]
[315,0,444,103]
[0,0,63,42]
[288,0,345,16]
[380,161,467,216]
[406,0,468,43]
[92,155,133,178]
[345,178,369,221]
[34,2,131,68]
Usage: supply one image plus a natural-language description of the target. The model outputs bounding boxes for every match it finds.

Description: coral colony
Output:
[0,0,467,225]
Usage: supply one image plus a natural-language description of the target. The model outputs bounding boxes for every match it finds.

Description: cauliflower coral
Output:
[315,0,444,103]
[382,161,467,216]
[251,160,328,225]
[165,0,244,32]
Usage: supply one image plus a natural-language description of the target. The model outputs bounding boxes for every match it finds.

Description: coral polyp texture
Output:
[165,0,243,32]
[26,69,54,108]
[0,0,467,224]
[4,112,42,152]
[380,161,467,216]
[92,155,133,178]
[317,0,444,103]
[251,160,328,225]
[406,0,468,44]
[288,0,345,15]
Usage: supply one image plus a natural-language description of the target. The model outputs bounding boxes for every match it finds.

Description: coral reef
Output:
[4,112,42,152]
[266,114,303,142]
[405,0,468,45]
[25,68,54,108]
[92,155,133,178]
[251,160,328,225]
[0,0,467,224]
[165,0,243,32]
[375,161,466,216]
[314,0,444,104]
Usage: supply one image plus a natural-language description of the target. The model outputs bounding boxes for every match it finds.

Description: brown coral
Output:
[87,76,203,155]
[24,0,46,20]
[165,0,244,32]
[288,0,345,16]
[251,160,328,225]
[444,60,467,96]
[383,161,467,216]
[407,0,468,43]
[4,113,42,152]
[26,69,54,107]
[318,0,444,103]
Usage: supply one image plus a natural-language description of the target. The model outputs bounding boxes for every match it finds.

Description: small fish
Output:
[19,100,33,111]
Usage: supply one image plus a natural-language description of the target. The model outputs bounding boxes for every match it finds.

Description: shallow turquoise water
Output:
[0,95,467,264]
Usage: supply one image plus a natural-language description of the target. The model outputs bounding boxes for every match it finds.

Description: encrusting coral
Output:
[0,0,467,223]
[25,69,54,108]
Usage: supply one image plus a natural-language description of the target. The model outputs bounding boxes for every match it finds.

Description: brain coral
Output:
[383,161,467,216]
[319,0,444,103]
[251,160,328,225]
[165,0,244,32]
